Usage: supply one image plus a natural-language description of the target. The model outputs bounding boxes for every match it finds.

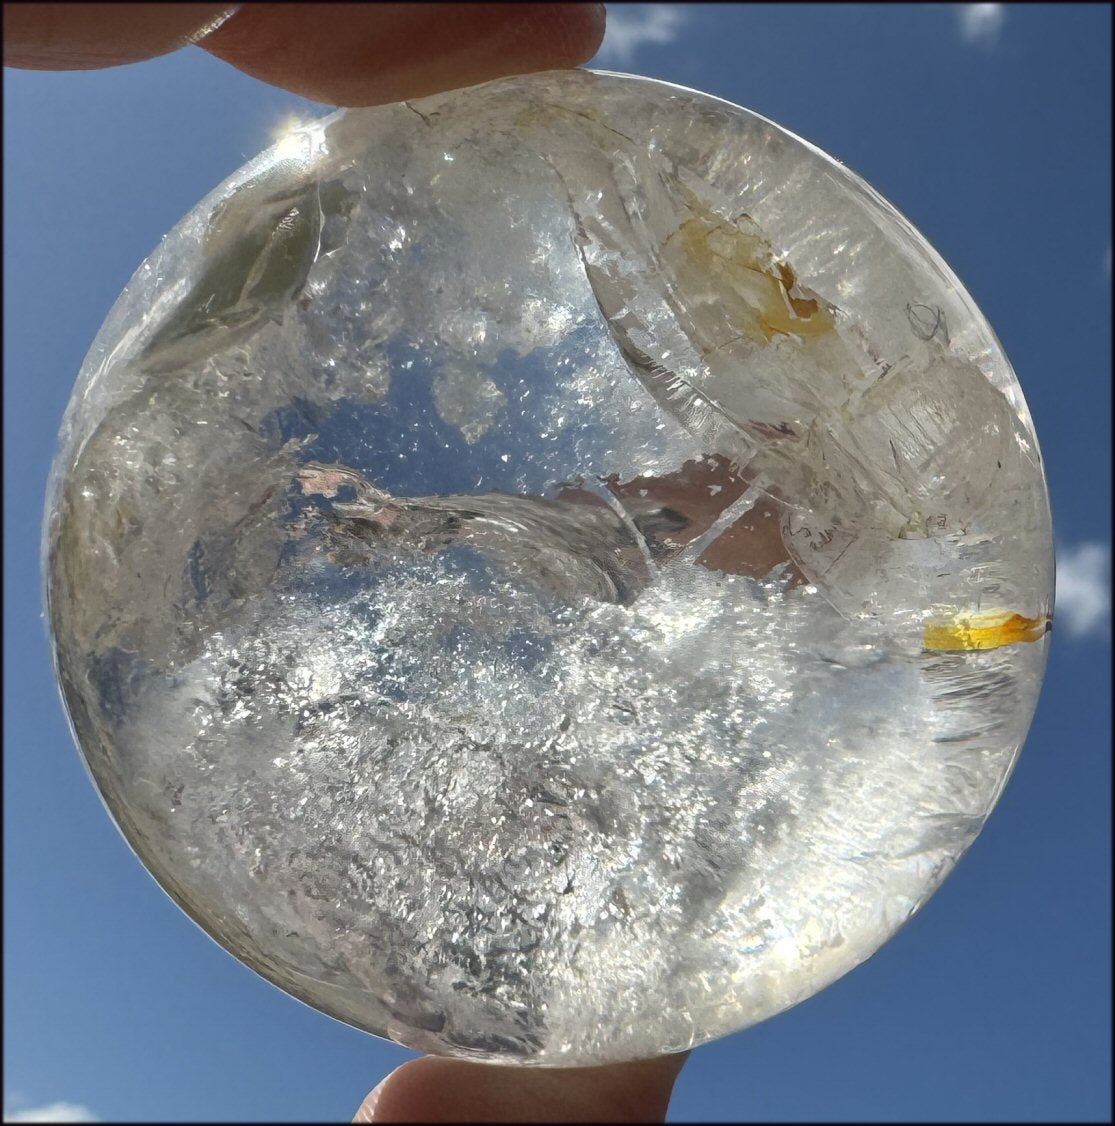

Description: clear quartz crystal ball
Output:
[45,70,1053,1065]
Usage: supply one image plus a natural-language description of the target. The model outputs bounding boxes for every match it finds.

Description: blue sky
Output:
[3,4,1110,1122]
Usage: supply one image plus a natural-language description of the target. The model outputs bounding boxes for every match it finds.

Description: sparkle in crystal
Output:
[45,70,1053,1065]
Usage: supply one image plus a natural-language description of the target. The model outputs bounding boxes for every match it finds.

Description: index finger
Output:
[201,3,606,106]
[3,2,607,107]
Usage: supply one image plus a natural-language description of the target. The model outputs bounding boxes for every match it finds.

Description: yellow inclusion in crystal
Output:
[922,610,1052,652]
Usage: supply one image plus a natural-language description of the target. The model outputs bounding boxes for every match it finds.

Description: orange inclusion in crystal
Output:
[922,611,1052,652]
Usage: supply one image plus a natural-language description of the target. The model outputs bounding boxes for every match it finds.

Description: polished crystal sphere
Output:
[45,70,1053,1065]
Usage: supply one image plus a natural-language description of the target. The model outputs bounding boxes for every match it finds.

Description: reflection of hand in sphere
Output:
[300,453,806,611]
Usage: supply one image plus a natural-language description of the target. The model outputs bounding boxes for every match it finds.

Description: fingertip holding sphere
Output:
[351,1054,688,1123]
[198,3,608,106]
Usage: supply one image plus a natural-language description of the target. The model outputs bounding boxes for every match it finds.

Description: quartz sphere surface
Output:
[45,70,1053,1065]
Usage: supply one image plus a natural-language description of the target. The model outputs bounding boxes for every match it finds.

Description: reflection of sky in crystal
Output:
[261,333,605,497]
[259,319,673,501]
[3,4,1110,1124]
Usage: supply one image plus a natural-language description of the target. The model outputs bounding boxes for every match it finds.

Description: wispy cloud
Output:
[1056,542,1111,639]
[593,4,686,68]
[3,1104,99,1123]
[957,3,1006,47]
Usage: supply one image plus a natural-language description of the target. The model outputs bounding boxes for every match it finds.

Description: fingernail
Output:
[352,1064,405,1123]
[351,1080,384,1122]
[185,4,242,45]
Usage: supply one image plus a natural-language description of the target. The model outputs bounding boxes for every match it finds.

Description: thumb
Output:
[352,1053,689,1123]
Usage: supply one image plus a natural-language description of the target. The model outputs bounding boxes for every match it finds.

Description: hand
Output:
[3,3,689,1120]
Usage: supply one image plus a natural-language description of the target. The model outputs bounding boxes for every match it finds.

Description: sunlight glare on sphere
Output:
[44,70,1053,1065]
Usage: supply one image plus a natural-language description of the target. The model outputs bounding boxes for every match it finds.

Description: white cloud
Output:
[3,1104,99,1124]
[957,3,1005,47]
[1056,542,1111,639]
[593,4,685,68]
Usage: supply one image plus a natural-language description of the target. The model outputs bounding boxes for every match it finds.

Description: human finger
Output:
[198,2,606,107]
[2,3,238,69]
[351,1052,689,1123]
[3,2,605,107]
